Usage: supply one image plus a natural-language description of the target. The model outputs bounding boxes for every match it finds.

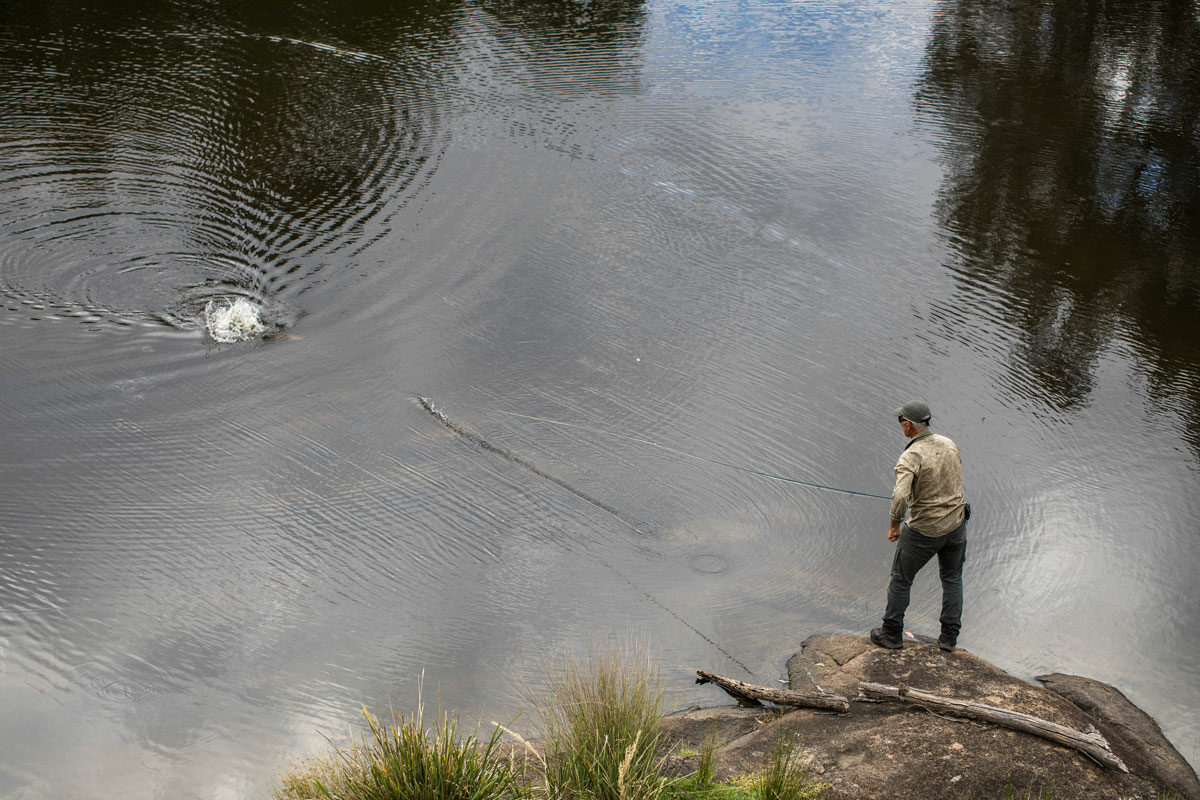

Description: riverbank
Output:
[663,633,1199,800]
[273,633,1198,800]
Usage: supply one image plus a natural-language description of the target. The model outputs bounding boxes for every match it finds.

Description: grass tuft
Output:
[274,751,367,800]
[531,641,667,800]
[272,642,834,800]
[663,774,756,800]
[272,703,527,800]
[756,734,828,800]
[694,725,719,789]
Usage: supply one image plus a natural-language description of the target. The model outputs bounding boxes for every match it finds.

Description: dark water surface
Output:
[2,0,1198,795]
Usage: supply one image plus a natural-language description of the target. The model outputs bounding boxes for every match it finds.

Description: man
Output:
[870,401,968,653]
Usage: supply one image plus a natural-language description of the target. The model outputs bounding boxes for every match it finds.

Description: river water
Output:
[1,0,1197,796]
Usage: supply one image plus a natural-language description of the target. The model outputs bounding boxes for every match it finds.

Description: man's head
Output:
[893,401,932,438]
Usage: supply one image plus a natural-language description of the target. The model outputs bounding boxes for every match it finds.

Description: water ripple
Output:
[0,26,445,338]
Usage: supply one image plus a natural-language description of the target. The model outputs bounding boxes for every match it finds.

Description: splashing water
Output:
[204,297,266,343]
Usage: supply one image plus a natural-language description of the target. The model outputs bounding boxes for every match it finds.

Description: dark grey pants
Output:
[881,520,967,643]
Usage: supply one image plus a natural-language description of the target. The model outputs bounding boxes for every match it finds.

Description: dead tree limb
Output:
[858,681,1128,772]
[695,670,850,712]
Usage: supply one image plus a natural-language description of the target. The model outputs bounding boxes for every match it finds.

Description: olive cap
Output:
[893,401,932,423]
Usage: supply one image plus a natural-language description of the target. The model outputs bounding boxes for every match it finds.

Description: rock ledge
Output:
[661,634,1198,800]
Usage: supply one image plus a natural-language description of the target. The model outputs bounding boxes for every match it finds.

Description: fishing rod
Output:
[437,400,890,501]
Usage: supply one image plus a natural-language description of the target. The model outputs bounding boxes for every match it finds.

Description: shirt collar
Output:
[903,430,935,451]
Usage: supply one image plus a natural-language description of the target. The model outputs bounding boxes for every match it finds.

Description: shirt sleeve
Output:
[890,454,917,521]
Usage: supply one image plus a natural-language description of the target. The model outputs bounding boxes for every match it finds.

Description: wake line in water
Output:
[417,396,755,677]
[417,396,645,533]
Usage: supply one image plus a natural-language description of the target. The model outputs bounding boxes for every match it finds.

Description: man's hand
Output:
[887,519,902,542]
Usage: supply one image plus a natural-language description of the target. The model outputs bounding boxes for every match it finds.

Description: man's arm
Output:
[889,459,916,542]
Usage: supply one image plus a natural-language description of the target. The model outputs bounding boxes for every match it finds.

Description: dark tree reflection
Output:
[916,0,1200,449]
[0,0,645,321]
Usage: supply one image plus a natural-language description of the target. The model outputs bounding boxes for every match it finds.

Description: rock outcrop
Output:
[661,633,1198,800]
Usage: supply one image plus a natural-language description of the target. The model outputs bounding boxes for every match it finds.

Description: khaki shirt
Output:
[891,431,966,537]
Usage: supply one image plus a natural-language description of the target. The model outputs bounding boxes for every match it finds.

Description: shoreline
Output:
[659,633,1199,800]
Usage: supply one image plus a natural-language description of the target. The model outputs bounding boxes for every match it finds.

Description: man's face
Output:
[898,417,913,436]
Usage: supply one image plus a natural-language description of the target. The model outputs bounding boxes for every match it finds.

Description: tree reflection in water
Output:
[916,0,1199,450]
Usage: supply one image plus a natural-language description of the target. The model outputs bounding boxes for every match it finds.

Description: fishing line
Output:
[417,396,756,677]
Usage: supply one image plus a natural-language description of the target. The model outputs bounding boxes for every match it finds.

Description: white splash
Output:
[204,297,266,343]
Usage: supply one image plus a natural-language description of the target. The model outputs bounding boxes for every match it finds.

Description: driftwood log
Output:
[859,681,1128,772]
[695,670,850,713]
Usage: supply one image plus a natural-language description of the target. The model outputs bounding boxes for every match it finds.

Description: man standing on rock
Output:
[871,401,968,653]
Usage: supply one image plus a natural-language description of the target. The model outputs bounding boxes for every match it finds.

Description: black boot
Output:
[870,627,903,650]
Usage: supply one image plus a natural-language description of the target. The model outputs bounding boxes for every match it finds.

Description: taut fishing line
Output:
[417,396,756,677]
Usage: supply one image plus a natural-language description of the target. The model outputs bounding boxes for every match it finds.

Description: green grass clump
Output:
[272,642,833,800]
[531,643,667,800]
[694,726,719,789]
[272,704,527,800]
[663,733,825,800]
[275,751,366,800]
[756,735,828,800]
[663,774,755,800]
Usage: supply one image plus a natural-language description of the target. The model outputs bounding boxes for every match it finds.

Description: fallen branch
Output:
[858,681,1128,772]
[695,670,850,713]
